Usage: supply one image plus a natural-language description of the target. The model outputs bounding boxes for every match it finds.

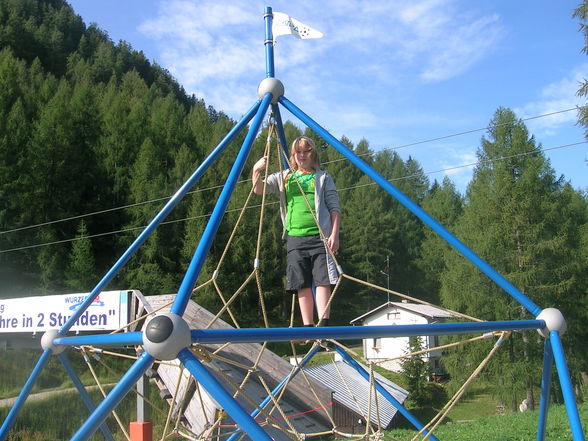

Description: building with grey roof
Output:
[350,301,456,373]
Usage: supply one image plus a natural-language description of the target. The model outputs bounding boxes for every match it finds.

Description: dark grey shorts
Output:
[286,234,330,291]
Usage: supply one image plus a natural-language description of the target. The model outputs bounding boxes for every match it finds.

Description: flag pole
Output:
[263,6,275,78]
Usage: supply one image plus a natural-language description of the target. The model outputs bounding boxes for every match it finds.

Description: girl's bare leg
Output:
[297,287,315,325]
[315,285,331,324]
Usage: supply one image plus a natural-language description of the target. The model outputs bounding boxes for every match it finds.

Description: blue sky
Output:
[67,0,587,194]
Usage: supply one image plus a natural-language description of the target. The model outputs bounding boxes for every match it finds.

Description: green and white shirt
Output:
[285,171,319,236]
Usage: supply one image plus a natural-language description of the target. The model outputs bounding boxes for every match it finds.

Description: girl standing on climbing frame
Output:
[252,136,340,327]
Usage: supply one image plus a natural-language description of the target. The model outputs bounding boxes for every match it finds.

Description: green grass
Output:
[2,361,587,441]
[0,348,135,400]
[3,392,586,441]
[3,348,587,440]
[0,386,184,441]
[386,403,588,441]
[442,383,500,421]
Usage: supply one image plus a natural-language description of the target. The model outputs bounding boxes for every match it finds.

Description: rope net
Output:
[77,117,511,441]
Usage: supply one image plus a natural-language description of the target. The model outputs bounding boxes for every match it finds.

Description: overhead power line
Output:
[383,107,579,153]
[0,107,579,237]
[1,139,585,255]
[324,107,580,166]
[0,183,226,236]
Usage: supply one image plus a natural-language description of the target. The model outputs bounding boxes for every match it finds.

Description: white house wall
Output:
[362,307,432,372]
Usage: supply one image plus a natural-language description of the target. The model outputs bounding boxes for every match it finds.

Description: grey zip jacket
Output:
[264,169,340,284]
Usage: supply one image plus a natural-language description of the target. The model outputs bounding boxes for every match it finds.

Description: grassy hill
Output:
[1,391,585,441]
[388,402,587,441]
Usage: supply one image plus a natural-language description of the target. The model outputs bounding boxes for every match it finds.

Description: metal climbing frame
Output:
[0,6,585,441]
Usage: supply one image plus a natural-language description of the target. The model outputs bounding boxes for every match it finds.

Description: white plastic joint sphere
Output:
[257,78,284,104]
[142,313,191,360]
[41,329,65,354]
[536,308,567,338]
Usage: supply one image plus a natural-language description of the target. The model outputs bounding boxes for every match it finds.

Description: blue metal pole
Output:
[279,96,542,317]
[264,6,275,78]
[334,346,441,441]
[58,353,116,441]
[226,345,322,441]
[178,348,274,441]
[550,331,586,441]
[54,322,545,349]
[271,103,290,169]
[537,339,554,441]
[57,100,261,336]
[190,320,545,344]
[53,332,143,347]
[70,351,155,441]
[0,349,52,441]
[171,93,273,316]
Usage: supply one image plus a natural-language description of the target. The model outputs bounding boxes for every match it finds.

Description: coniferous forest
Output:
[0,0,587,411]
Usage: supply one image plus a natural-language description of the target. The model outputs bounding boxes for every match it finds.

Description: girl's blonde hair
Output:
[288,136,320,171]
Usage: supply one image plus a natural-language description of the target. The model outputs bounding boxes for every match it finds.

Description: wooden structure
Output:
[133,292,333,440]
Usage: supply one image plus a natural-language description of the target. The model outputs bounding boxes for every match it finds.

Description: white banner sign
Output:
[0,290,130,333]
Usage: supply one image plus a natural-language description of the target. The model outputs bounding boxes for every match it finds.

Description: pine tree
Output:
[123,137,176,294]
[371,150,428,296]
[36,229,63,293]
[0,51,31,230]
[401,336,430,408]
[417,177,463,303]
[440,107,588,409]
[96,71,150,203]
[342,171,396,312]
[65,221,96,291]
[573,2,588,141]
[0,0,85,77]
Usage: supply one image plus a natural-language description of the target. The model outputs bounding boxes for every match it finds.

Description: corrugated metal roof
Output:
[304,359,409,429]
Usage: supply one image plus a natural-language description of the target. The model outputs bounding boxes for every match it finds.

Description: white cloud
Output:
[347,1,502,84]
[434,146,477,190]
[138,1,262,108]
[420,13,503,82]
[391,0,504,82]
[134,0,508,175]
[139,0,503,110]
[516,64,587,137]
[69,0,588,194]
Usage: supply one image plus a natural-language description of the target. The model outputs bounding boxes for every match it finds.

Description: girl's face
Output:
[293,143,315,171]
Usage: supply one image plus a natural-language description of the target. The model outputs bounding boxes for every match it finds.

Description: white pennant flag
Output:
[272,12,324,40]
